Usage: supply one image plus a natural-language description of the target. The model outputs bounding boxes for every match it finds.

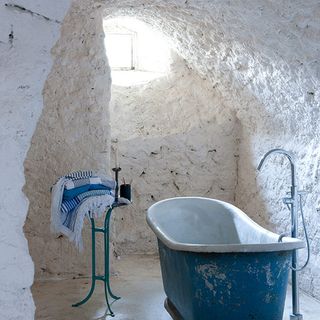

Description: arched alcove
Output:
[102,2,320,300]
[105,16,241,255]
[19,1,320,317]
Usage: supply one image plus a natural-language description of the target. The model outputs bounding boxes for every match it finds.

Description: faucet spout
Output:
[257,148,296,189]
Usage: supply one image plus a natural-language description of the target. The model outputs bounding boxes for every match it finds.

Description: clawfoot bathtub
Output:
[147,197,304,320]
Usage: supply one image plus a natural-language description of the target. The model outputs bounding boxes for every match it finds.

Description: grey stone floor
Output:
[33,255,320,320]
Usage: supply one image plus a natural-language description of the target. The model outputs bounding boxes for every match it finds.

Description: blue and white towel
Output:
[50,171,116,250]
[65,176,116,190]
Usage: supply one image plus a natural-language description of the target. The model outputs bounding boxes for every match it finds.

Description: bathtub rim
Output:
[147,197,305,253]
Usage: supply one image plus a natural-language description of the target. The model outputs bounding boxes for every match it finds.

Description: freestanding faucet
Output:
[257,149,303,320]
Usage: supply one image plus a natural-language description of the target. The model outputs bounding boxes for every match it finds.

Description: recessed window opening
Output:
[104,17,172,86]
[106,33,136,70]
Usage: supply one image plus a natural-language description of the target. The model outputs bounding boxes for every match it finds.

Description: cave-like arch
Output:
[22,2,320,316]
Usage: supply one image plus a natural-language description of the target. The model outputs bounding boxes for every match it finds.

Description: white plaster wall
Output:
[110,53,239,255]
[0,0,70,318]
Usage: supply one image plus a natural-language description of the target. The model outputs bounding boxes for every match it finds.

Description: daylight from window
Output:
[104,17,172,86]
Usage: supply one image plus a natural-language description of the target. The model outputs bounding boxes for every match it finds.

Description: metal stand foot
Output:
[290,315,303,320]
[72,207,120,316]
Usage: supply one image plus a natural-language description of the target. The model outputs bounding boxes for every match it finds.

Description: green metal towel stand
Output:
[72,204,121,316]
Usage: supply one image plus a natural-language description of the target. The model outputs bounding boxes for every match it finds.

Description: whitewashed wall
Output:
[0,0,70,318]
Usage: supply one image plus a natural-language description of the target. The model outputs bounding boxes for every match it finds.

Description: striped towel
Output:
[61,197,81,214]
[61,190,114,213]
[66,177,104,190]
[50,171,116,250]
[77,189,114,201]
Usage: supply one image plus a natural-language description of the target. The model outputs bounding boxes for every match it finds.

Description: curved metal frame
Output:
[72,207,120,316]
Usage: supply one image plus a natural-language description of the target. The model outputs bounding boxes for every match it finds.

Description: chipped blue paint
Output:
[158,240,291,320]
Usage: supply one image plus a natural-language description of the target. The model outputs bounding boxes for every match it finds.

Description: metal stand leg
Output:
[72,217,96,307]
[105,208,120,300]
[72,209,120,316]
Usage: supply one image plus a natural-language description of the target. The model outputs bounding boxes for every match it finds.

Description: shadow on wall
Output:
[235,129,271,227]
[233,82,293,231]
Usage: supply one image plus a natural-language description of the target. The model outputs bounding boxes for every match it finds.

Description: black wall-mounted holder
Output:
[120,184,131,202]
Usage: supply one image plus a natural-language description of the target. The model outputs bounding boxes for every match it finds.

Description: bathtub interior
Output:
[147,197,304,252]
[151,198,241,244]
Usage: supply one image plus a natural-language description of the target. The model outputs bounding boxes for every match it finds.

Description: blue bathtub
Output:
[147,197,304,320]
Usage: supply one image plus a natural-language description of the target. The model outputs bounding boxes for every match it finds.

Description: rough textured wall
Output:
[102,0,320,299]
[0,0,70,318]
[24,0,112,279]
[110,53,239,255]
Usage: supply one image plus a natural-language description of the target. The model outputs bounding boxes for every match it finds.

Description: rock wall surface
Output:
[24,0,112,279]
[109,53,239,255]
[0,0,71,318]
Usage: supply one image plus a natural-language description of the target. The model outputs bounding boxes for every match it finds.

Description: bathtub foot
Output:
[290,314,303,320]
[164,298,183,320]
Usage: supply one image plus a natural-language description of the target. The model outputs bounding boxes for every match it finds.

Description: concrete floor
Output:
[33,255,320,320]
